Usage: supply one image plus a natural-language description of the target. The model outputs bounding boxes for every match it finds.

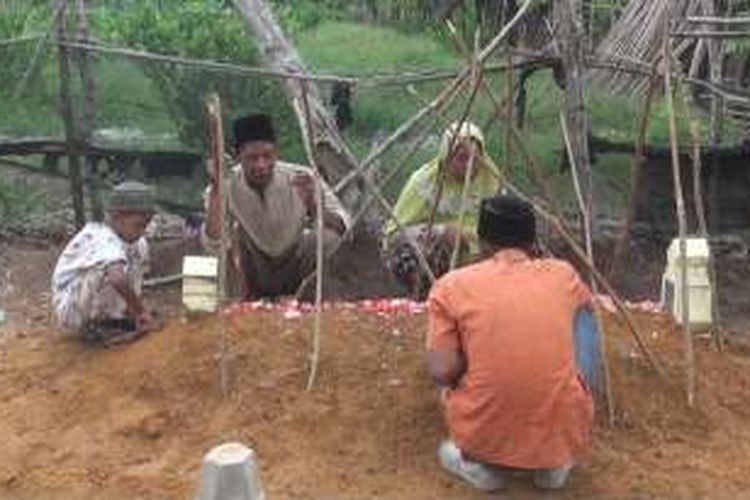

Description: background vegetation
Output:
[0,0,748,229]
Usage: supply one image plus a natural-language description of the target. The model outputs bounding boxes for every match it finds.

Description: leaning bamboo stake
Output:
[425,54,484,249]
[609,62,661,279]
[334,0,535,196]
[505,49,514,181]
[502,179,668,381]
[294,169,438,301]
[206,94,230,397]
[298,83,325,392]
[443,23,564,225]
[560,111,615,426]
[560,112,594,266]
[343,113,435,238]
[663,14,695,407]
[55,0,85,230]
[674,72,725,351]
[74,0,102,222]
[449,145,477,270]
[13,2,65,100]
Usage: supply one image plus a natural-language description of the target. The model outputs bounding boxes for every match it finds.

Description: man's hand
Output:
[426,350,466,389]
[290,171,316,213]
[136,308,162,334]
[206,158,219,187]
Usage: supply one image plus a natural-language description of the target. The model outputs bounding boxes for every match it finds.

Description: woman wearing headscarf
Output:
[383,121,503,297]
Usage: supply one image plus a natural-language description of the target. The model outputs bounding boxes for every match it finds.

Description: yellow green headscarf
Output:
[384,121,503,249]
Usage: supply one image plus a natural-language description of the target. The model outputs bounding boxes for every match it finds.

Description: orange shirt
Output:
[427,249,594,469]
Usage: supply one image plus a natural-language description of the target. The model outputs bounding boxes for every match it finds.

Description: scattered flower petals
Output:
[223,298,427,319]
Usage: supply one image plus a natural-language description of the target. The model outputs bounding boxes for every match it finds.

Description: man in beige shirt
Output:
[202,114,350,299]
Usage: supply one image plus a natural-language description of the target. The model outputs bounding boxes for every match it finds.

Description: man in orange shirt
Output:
[426,195,594,491]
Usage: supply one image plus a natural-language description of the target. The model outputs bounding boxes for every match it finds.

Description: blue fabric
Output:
[573,307,601,394]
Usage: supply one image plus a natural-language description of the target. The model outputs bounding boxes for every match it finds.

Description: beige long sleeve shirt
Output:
[202,161,350,258]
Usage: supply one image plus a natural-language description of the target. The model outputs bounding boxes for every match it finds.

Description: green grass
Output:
[0,52,178,148]
[297,21,458,75]
[1,17,745,215]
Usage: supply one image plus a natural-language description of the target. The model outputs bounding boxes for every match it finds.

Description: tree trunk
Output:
[231,0,363,211]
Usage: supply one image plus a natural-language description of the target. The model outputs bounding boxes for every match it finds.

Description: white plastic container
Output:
[197,442,264,500]
[660,237,713,329]
[182,256,219,313]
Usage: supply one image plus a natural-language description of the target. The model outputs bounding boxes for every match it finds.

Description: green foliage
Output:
[0,4,49,95]
[0,173,48,230]
[89,0,301,154]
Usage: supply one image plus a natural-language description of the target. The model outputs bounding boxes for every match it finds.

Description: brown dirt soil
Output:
[1,305,750,499]
[3,237,750,498]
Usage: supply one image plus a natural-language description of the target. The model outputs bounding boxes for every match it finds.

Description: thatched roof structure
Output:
[593,0,706,95]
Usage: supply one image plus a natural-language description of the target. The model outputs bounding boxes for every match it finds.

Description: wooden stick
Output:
[342,109,436,238]
[670,30,750,38]
[687,16,750,25]
[143,274,182,288]
[74,0,102,222]
[609,63,660,279]
[449,145,477,270]
[335,0,534,196]
[559,111,615,426]
[444,23,564,223]
[505,49,514,183]
[0,34,43,48]
[53,38,551,88]
[425,57,484,242]
[55,0,85,230]
[206,94,230,397]
[299,83,325,392]
[559,112,593,265]
[675,74,726,351]
[502,179,667,380]
[663,16,695,407]
[334,73,469,194]
[13,5,65,100]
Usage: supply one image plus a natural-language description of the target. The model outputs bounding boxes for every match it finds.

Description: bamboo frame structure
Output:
[205,94,230,398]
[663,12,695,407]
[298,83,326,392]
[74,0,102,222]
[54,0,85,230]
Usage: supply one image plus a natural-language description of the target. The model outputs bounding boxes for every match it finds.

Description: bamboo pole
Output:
[425,61,484,243]
[560,111,615,427]
[55,0,85,230]
[334,74,470,194]
[502,179,668,381]
[52,38,551,88]
[663,13,695,407]
[449,146,477,270]
[674,72,725,352]
[560,112,594,272]
[609,63,661,279]
[444,23,564,225]
[505,49,514,184]
[671,30,750,38]
[299,83,325,392]
[74,0,102,222]
[206,94,230,397]
[687,16,750,25]
[13,4,65,100]
[335,0,535,196]
[342,111,435,238]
